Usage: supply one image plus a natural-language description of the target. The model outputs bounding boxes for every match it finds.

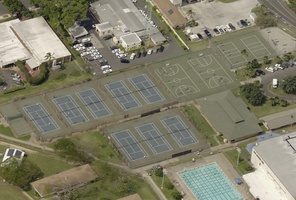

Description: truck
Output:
[272,79,278,89]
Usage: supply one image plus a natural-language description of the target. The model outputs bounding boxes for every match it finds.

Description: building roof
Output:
[68,23,88,39]
[117,193,143,200]
[2,148,25,163]
[96,22,113,32]
[260,108,296,130]
[11,16,71,65]
[152,0,188,28]
[26,57,39,70]
[120,33,142,45]
[31,164,98,198]
[0,19,31,67]
[91,0,145,35]
[252,132,296,198]
[196,91,262,141]
[149,27,166,44]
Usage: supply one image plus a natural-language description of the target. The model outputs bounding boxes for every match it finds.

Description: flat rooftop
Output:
[12,16,71,64]
[0,19,31,67]
[253,132,296,198]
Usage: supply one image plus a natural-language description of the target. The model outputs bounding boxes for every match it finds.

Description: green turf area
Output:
[26,152,74,177]
[71,131,121,163]
[233,87,296,118]
[0,181,29,200]
[237,138,257,160]
[224,149,254,175]
[0,125,14,137]
[0,62,91,104]
[184,104,219,146]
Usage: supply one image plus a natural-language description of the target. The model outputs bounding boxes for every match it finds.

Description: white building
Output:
[1,148,25,165]
[243,133,296,200]
[120,33,142,50]
[0,16,71,68]
[95,22,113,37]
[170,0,182,6]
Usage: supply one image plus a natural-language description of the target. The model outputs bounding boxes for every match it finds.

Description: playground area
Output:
[213,31,276,69]
[103,108,207,168]
[151,48,239,102]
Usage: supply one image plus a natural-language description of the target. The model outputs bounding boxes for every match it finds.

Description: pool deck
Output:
[165,153,253,200]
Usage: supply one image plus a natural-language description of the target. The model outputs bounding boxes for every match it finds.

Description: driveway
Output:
[260,66,296,101]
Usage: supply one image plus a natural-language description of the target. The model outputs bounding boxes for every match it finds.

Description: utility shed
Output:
[196,90,262,142]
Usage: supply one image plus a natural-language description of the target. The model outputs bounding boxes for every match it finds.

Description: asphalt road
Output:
[260,65,296,101]
[260,0,296,28]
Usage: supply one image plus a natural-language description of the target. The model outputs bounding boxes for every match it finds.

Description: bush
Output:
[164,182,175,190]
[154,169,163,177]
[17,61,49,85]
[171,191,183,200]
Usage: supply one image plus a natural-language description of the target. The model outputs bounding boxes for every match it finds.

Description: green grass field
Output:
[71,131,122,163]
[224,149,254,175]
[0,125,14,137]
[0,182,29,200]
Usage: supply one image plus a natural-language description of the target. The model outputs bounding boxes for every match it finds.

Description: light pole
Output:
[161,168,167,189]
[236,147,241,166]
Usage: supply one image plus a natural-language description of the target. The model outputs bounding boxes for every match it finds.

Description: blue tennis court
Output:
[23,103,59,133]
[105,81,141,110]
[112,130,148,161]
[76,89,112,119]
[179,163,243,200]
[129,74,164,104]
[53,95,88,125]
[161,115,197,147]
[135,123,172,154]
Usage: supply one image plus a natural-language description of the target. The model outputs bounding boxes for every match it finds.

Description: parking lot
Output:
[180,0,259,37]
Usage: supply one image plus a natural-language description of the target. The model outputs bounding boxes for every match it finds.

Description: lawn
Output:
[71,131,122,163]
[0,181,29,200]
[232,87,296,118]
[0,62,91,104]
[224,149,254,175]
[237,138,257,160]
[184,104,219,146]
[150,171,180,200]
[0,125,14,137]
[26,152,74,177]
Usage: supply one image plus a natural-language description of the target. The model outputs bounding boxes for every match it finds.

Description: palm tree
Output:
[44,52,55,67]
[186,9,196,20]
[241,49,248,57]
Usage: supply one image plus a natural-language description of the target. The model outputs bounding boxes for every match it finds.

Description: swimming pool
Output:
[179,163,244,200]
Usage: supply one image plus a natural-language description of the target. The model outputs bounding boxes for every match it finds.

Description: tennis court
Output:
[105,81,141,110]
[23,103,59,133]
[129,74,165,104]
[135,123,172,154]
[161,115,197,147]
[53,95,88,125]
[111,129,148,161]
[76,88,112,119]
[179,163,243,200]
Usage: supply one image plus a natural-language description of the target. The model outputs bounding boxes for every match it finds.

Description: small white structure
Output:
[95,22,113,37]
[2,148,25,165]
[250,12,257,22]
[68,23,88,39]
[120,33,142,50]
[170,0,182,7]
[189,34,198,42]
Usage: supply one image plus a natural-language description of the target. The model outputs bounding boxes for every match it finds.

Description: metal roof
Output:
[196,91,262,141]
[260,108,296,130]
[120,33,141,45]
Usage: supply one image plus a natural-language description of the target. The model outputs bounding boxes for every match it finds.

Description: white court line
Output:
[156,64,180,76]
[247,43,264,49]
[180,66,201,92]
[228,54,246,59]
[212,55,234,83]
[217,42,247,65]
[241,35,271,58]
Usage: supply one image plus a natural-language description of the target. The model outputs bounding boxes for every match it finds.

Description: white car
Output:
[275,64,284,70]
[103,69,113,74]
[130,53,136,60]
[147,49,153,55]
[265,66,275,73]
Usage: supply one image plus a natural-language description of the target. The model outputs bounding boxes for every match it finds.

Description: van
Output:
[272,79,278,89]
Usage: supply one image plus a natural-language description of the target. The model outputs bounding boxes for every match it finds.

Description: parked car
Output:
[120,58,130,63]
[245,19,251,26]
[84,42,93,47]
[265,66,275,72]
[213,28,220,34]
[103,35,112,40]
[240,19,248,27]
[158,46,164,52]
[147,49,153,55]
[197,33,203,39]
[136,51,141,58]
[255,69,265,76]
[142,50,147,57]
[228,23,236,30]
[204,29,212,37]
[130,53,136,60]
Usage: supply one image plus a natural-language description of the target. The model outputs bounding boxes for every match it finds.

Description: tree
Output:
[280,99,289,107]
[281,76,296,94]
[0,158,43,190]
[263,55,271,64]
[273,56,283,64]
[171,191,183,200]
[241,49,248,57]
[154,169,163,177]
[240,83,266,106]
[164,182,175,190]
[283,53,294,62]
[186,9,196,20]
